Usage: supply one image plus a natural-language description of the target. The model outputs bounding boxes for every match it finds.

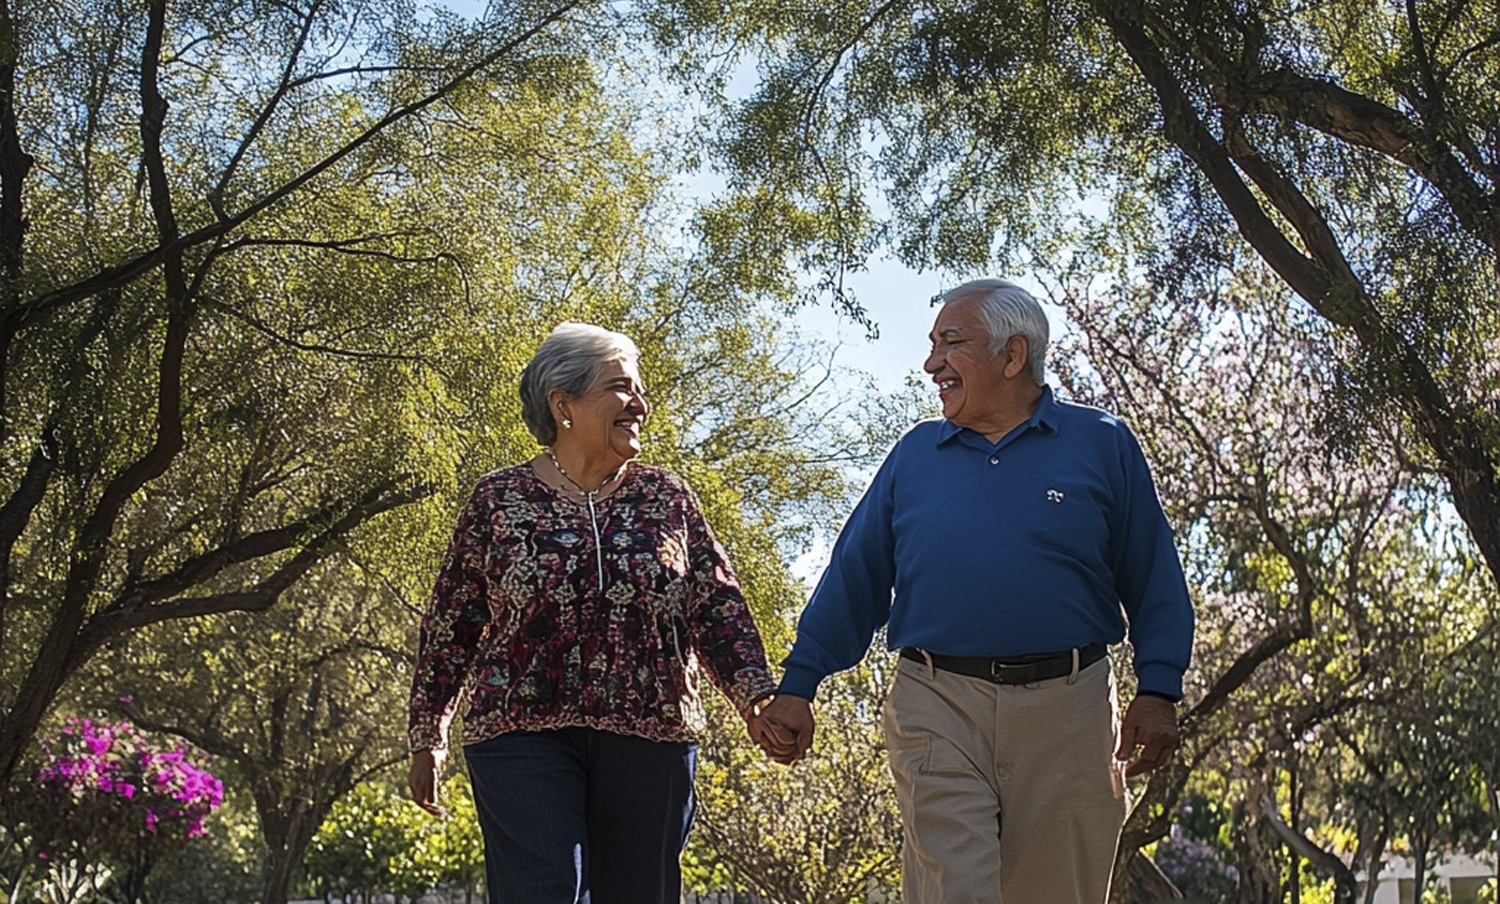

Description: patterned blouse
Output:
[408,461,778,751]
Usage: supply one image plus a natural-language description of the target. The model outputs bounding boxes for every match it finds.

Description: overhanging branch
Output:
[0,1,584,338]
[67,479,430,671]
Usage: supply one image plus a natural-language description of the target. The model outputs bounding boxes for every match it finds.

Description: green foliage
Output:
[302,775,482,902]
[690,647,902,904]
[659,0,1500,581]
[3,6,900,904]
[143,781,264,904]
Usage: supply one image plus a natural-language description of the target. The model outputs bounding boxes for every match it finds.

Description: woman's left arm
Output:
[680,492,778,717]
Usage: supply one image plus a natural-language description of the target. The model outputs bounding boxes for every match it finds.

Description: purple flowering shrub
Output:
[1154,823,1240,904]
[35,716,224,842]
[1,715,224,902]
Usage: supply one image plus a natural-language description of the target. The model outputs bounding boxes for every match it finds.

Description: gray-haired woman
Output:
[407,323,779,902]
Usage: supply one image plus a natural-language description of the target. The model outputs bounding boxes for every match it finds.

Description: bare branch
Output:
[68,479,429,671]
[209,0,322,217]
[202,297,430,363]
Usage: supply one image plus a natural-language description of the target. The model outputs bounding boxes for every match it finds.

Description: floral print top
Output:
[408,462,778,751]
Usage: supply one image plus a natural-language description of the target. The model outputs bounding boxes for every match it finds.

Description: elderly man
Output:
[758,278,1195,903]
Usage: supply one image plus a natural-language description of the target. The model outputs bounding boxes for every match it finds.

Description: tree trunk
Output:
[1232,798,1283,904]
[254,796,324,904]
[1410,836,1430,904]
[1114,849,1183,903]
[1355,819,1388,904]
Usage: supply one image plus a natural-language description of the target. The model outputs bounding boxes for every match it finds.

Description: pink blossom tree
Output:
[2,715,224,903]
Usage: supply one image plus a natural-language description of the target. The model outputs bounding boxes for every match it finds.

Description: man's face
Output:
[923,295,1010,429]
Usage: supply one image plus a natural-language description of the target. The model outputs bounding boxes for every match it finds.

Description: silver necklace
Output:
[543,447,620,591]
[544,447,620,496]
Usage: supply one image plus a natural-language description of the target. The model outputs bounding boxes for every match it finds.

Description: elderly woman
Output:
[407,323,778,903]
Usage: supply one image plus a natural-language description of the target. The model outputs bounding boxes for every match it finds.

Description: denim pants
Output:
[464,727,696,904]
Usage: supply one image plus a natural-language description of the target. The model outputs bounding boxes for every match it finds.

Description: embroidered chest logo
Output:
[1046,489,1065,503]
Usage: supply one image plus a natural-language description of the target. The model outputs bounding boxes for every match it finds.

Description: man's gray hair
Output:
[939,277,1049,384]
[519,322,639,445]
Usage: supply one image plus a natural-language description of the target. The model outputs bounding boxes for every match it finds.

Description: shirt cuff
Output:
[408,726,448,754]
[1134,663,1184,702]
[776,665,826,701]
[729,668,779,714]
[1135,690,1180,703]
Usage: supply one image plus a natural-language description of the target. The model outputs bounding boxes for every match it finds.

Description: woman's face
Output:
[558,357,649,464]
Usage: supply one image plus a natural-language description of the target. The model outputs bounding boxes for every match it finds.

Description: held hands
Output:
[408,747,448,818]
[1114,694,1180,777]
[746,694,815,765]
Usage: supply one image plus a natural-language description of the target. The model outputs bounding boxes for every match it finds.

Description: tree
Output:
[0,0,614,790]
[651,0,1500,614]
[301,775,484,903]
[689,654,904,904]
[112,580,411,904]
[8,6,892,899]
[45,36,692,899]
[1046,266,1500,902]
[652,6,1500,895]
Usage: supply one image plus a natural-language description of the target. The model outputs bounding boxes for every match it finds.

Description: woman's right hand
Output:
[409,748,448,818]
[749,695,815,765]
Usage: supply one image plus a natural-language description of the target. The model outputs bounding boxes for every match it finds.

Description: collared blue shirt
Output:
[780,386,1194,701]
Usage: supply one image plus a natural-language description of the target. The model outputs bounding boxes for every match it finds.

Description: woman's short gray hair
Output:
[519,322,639,445]
[940,277,1050,384]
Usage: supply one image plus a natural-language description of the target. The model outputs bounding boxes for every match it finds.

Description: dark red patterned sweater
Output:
[408,461,778,751]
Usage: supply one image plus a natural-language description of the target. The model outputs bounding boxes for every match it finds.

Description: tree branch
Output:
[1221,119,1359,291]
[0,426,55,603]
[1091,2,1334,305]
[1093,2,1500,587]
[109,495,391,611]
[68,479,429,670]
[201,297,430,363]
[1236,68,1500,254]
[140,0,182,249]
[1260,794,1358,904]
[0,1,583,339]
[209,0,322,218]
[0,0,32,283]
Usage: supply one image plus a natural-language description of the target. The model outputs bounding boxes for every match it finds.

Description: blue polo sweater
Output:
[779,387,1194,701]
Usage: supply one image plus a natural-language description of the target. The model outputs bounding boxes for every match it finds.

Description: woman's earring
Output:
[561,418,572,429]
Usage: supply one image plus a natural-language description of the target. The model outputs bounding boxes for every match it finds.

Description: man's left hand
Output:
[1114,694,1179,777]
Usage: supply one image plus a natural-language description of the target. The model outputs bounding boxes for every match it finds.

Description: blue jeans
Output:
[465,728,696,904]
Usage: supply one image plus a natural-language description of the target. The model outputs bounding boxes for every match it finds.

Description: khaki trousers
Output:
[882,656,1126,904]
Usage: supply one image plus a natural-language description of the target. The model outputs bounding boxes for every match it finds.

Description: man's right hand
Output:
[753,694,815,765]
[409,747,448,818]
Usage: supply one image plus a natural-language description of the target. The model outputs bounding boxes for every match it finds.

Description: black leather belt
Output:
[900,644,1107,685]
